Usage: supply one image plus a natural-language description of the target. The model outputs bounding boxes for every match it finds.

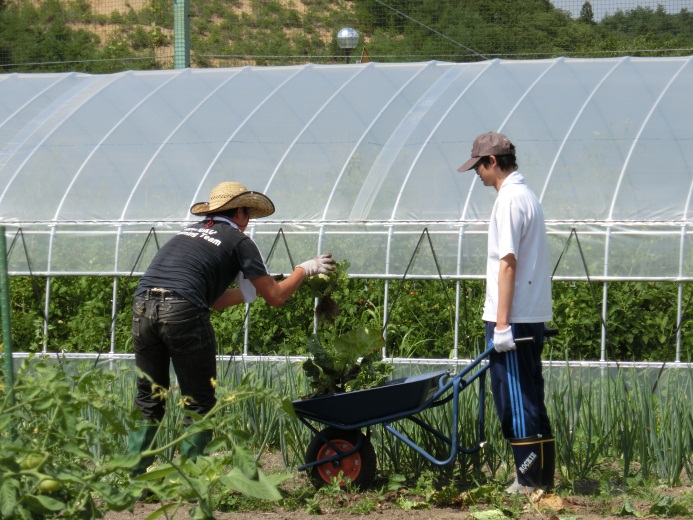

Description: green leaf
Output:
[233,445,259,480]
[648,496,689,516]
[0,477,18,518]
[219,468,282,501]
[264,472,292,486]
[142,503,180,520]
[135,465,178,481]
[105,453,142,470]
[89,482,137,511]
[24,494,66,514]
[465,484,495,501]
[470,510,506,520]
[332,327,382,366]
[63,443,94,460]
[615,500,642,517]
[282,397,296,417]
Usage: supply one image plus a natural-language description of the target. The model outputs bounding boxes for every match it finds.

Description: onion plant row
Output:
[2,356,690,517]
[95,358,693,489]
[214,359,693,489]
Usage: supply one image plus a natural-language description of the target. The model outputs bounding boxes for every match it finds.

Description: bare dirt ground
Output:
[105,489,693,520]
[103,453,693,520]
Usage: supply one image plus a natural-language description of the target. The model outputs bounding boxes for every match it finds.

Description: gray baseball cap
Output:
[458,132,515,172]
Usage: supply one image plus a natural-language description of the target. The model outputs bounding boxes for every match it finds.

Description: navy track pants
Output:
[485,322,552,440]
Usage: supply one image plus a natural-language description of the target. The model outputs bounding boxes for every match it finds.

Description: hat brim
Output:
[457,157,481,172]
[190,191,275,219]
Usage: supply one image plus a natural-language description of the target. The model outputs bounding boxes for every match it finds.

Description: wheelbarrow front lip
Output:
[291,370,450,428]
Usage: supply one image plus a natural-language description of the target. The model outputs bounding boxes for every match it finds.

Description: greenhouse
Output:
[1,56,693,361]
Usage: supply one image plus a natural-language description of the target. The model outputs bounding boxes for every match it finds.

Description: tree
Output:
[580,1,595,24]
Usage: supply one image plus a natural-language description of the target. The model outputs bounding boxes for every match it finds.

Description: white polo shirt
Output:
[482,171,553,323]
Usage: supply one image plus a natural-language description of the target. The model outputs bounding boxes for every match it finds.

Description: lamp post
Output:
[336,27,359,64]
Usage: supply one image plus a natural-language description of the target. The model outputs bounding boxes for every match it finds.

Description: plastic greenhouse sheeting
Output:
[1,57,693,281]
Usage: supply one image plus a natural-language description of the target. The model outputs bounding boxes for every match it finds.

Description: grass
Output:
[107,356,692,491]
[1,355,691,518]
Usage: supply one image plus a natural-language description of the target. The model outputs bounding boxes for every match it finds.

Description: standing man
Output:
[458,132,555,494]
[127,181,335,476]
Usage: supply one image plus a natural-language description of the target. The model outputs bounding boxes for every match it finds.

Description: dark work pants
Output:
[485,322,552,440]
[132,293,217,426]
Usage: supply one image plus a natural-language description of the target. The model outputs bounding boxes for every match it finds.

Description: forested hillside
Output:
[0,0,691,72]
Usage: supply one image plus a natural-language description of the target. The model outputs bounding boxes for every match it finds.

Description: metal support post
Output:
[173,0,190,69]
[0,226,16,407]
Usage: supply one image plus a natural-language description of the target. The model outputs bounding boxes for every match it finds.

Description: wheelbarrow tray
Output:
[292,370,449,427]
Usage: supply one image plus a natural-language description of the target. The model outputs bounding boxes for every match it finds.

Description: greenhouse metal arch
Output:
[1,57,693,362]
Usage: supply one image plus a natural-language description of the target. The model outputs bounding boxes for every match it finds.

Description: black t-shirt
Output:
[136,219,269,309]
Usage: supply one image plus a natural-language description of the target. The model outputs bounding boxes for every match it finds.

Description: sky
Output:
[550,0,692,20]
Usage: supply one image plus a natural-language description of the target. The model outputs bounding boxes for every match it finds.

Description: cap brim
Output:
[457,157,481,172]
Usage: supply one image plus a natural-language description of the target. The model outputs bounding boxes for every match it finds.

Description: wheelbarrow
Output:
[292,342,503,489]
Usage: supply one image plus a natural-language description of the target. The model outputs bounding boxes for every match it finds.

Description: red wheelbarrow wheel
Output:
[305,427,376,489]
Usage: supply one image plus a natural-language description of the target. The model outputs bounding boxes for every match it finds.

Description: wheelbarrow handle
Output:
[481,336,535,358]
[515,336,535,344]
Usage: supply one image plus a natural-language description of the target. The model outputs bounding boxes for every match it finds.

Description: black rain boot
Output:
[180,429,213,462]
[541,435,556,492]
[506,435,544,493]
[127,421,159,477]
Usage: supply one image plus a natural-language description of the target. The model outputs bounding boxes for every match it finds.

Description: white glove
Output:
[297,253,336,277]
[493,326,516,353]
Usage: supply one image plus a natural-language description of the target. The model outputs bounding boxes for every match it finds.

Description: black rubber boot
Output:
[507,435,544,492]
[541,435,556,492]
[127,421,159,477]
[180,429,213,461]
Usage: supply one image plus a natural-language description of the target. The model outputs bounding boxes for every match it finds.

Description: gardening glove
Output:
[297,253,336,277]
[493,326,516,353]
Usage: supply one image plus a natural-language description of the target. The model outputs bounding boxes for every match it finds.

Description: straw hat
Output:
[190,182,275,218]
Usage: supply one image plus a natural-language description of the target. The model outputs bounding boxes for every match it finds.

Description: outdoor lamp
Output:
[336,27,359,64]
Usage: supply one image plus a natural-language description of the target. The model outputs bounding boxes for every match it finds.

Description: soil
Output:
[103,453,693,520]
[104,489,693,520]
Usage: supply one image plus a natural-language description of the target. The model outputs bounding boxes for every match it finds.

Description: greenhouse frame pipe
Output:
[9,351,693,371]
[322,63,433,221]
[539,58,625,203]
[389,66,469,218]
[109,69,242,354]
[43,73,140,352]
[453,225,465,360]
[316,225,326,335]
[382,226,394,357]
[0,72,105,207]
[110,276,118,354]
[13,76,125,353]
[263,65,369,195]
[676,223,688,363]
[189,68,304,206]
[606,57,689,363]
[587,61,627,363]
[676,59,693,363]
[122,68,237,220]
[43,278,51,353]
[378,65,480,360]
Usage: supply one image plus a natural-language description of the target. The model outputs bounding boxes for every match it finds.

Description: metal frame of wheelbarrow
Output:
[294,344,497,475]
